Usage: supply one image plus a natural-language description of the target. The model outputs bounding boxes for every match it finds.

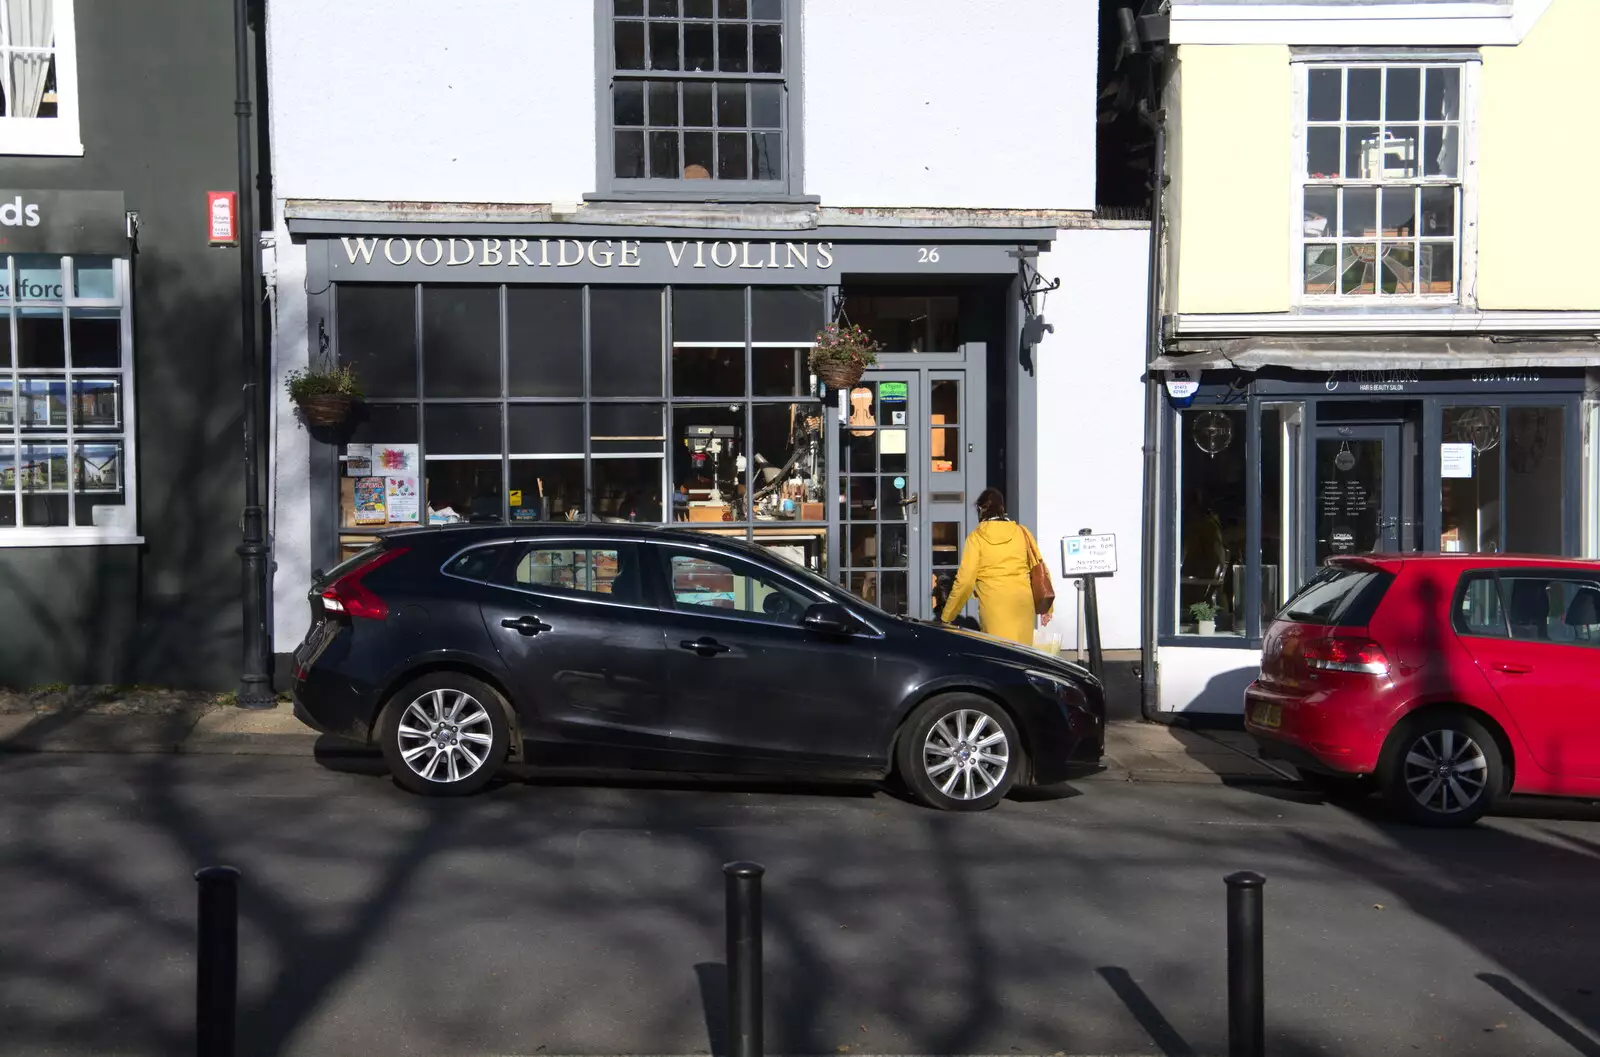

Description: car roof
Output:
[1329,553,1600,574]
[375,521,792,557]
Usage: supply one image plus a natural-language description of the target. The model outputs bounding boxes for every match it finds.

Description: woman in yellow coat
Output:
[939,488,1052,645]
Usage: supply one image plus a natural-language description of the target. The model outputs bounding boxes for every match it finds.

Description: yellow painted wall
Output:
[1476,0,1600,310]
[1170,45,1293,315]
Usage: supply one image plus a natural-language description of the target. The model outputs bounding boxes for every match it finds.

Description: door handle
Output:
[501,615,552,637]
[1493,662,1533,675]
[680,637,731,656]
[900,492,919,509]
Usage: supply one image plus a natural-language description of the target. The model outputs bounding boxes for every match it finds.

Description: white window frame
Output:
[1289,56,1479,310]
[0,255,140,546]
[0,0,82,157]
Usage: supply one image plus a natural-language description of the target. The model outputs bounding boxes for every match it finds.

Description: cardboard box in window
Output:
[800,501,824,521]
[930,414,946,458]
[688,504,727,523]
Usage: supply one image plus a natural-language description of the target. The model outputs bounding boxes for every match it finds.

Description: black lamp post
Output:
[233,0,273,709]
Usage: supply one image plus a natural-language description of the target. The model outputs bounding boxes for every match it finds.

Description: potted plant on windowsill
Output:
[286,363,361,429]
[1189,601,1218,637]
[809,322,880,391]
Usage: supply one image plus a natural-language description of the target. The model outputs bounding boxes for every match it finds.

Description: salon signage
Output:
[338,236,835,272]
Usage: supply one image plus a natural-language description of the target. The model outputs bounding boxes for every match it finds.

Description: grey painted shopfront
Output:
[288,222,1054,623]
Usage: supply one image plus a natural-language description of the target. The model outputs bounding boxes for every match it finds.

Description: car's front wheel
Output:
[896,694,1022,811]
[379,673,510,796]
[1379,712,1502,827]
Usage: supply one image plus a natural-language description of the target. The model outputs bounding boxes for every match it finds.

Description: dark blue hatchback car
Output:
[293,524,1104,810]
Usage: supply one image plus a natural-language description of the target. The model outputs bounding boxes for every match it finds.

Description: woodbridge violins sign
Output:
[334,236,837,280]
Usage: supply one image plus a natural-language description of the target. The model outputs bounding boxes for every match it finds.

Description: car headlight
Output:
[1026,669,1080,701]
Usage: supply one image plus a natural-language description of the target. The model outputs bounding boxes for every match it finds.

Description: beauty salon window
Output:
[1176,408,1247,636]
[1440,405,1565,556]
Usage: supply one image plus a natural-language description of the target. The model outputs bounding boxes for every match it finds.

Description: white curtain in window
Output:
[6,0,55,119]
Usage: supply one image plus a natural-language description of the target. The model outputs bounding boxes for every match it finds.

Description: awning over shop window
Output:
[1151,335,1600,373]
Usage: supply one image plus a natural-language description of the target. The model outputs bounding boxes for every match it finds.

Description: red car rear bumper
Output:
[1243,679,1391,776]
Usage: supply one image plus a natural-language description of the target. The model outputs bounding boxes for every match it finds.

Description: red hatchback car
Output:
[1246,554,1600,826]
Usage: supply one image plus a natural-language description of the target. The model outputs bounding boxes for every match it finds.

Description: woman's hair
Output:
[976,487,1007,520]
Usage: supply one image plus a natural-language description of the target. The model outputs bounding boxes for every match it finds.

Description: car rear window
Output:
[1277,565,1394,627]
[318,542,387,585]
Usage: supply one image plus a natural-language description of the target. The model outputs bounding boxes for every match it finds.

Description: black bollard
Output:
[724,861,765,1057]
[195,865,241,1057]
[1225,871,1266,1057]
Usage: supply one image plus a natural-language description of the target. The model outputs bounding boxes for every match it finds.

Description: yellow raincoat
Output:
[940,519,1045,645]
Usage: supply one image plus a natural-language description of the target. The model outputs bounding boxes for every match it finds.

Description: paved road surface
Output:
[1,751,1598,1057]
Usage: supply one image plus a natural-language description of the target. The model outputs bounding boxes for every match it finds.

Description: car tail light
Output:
[320,547,408,620]
[1304,637,1390,676]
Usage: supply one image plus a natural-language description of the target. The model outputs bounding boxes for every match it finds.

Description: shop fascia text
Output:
[340,236,836,270]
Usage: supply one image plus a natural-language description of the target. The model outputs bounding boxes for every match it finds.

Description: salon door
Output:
[1312,424,1402,567]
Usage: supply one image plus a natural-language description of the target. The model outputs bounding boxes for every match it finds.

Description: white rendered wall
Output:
[1157,646,1260,715]
[266,0,1097,210]
[803,0,1098,209]
[1033,226,1149,652]
[267,237,313,649]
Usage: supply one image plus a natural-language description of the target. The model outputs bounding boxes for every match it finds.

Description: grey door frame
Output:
[1307,422,1403,579]
[826,344,987,620]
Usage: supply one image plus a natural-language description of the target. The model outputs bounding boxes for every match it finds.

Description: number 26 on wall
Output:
[917,247,940,263]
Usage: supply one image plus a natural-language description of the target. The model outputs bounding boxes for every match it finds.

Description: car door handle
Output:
[680,637,731,656]
[501,615,552,637]
[1493,662,1533,675]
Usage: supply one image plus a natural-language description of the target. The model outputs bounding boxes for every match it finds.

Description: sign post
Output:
[1062,529,1118,681]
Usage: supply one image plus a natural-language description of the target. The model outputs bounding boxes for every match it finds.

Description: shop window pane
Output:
[840,294,960,353]
[507,287,583,397]
[752,23,781,73]
[74,440,124,526]
[14,256,63,301]
[508,404,583,455]
[1306,127,1340,181]
[20,442,68,526]
[717,133,748,179]
[1441,407,1502,554]
[348,402,419,445]
[17,309,64,368]
[849,525,877,566]
[685,132,713,178]
[750,82,782,129]
[649,20,680,70]
[684,82,713,126]
[751,347,805,396]
[880,475,908,520]
[423,286,500,398]
[426,459,502,524]
[880,429,907,475]
[718,23,748,73]
[615,19,645,70]
[751,402,823,521]
[72,377,120,429]
[649,130,680,179]
[1505,407,1564,555]
[843,429,874,475]
[70,311,120,369]
[674,404,744,520]
[0,321,11,369]
[0,380,10,426]
[1307,68,1340,122]
[591,288,663,397]
[337,284,417,399]
[849,571,876,605]
[673,346,744,397]
[510,459,585,522]
[0,445,12,526]
[592,402,664,456]
[847,476,876,521]
[424,403,502,455]
[615,131,646,178]
[751,287,822,342]
[1178,409,1246,636]
[684,21,714,71]
[614,81,645,126]
[594,456,662,522]
[21,378,65,428]
[878,571,908,617]
[673,287,744,343]
[1260,409,1285,618]
[74,257,117,300]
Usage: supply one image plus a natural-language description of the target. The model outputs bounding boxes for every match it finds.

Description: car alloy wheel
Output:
[923,708,1011,801]
[1401,727,1489,816]
[396,688,496,784]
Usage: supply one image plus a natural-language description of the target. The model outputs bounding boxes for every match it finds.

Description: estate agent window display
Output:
[334,282,828,569]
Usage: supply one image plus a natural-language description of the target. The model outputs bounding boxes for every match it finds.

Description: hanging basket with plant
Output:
[809,322,880,390]
[286,363,362,428]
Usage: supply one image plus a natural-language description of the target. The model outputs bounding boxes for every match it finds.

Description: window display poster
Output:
[1441,442,1473,479]
[376,443,418,476]
[386,476,421,523]
[353,477,386,525]
[345,443,372,477]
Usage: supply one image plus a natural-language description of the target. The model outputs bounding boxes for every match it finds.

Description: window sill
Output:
[0,532,144,548]
[584,190,821,205]
[0,124,84,157]
[1160,635,1263,650]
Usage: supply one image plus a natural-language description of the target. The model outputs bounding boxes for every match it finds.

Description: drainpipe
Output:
[1137,68,1169,723]
[234,0,274,709]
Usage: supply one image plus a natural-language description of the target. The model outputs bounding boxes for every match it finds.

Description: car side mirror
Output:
[803,602,857,636]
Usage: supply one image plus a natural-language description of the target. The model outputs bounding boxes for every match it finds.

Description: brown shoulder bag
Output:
[1024,530,1055,616]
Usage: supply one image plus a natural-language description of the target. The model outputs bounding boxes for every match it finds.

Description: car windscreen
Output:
[1277,565,1394,627]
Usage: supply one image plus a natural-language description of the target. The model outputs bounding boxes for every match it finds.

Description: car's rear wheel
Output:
[379,673,510,797]
[896,694,1021,812]
[1379,712,1501,827]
